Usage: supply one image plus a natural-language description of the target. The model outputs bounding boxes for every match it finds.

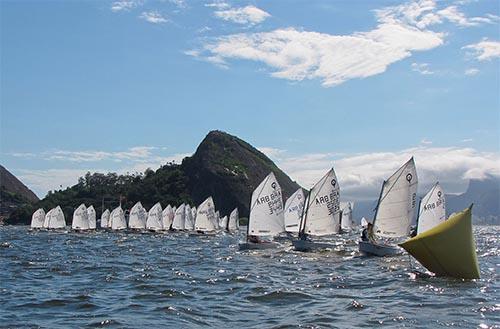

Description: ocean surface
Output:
[1,226,498,328]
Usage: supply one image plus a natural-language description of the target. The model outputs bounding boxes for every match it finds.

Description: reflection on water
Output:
[0,226,498,328]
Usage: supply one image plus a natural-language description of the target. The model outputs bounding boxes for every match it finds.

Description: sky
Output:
[1,0,499,201]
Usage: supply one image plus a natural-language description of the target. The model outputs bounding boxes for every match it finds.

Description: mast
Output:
[371,180,386,228]
[298,190,311,240]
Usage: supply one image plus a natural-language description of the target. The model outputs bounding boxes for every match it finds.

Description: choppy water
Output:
[0,226,498,328]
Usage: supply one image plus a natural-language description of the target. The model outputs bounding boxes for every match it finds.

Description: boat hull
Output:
[238,242,279,250]
[292,239,336,252]
[358,240,402,257]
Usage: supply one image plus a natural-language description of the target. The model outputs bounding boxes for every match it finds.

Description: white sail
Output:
[162,204,174,230]
[146,202,163,231]
[361,217,369,227]
[284,188,305,233]
[248,172,284,236]
[373,157,418,238]
[191,206,197,221]
[417,182,446,235]
[340,202,355,230]
[87,205,96,229]
[43,208,53,228]
[48,206,66,229]
[172,204,186,230]
[110,206,127,230]
[228,208,239,232]
[214,210,220,229]
[302,168,341,236]
[128,202,146,229]
[195,197,217,232]
[31,208,45,228]
[100,209,110,228]
[184,205,195,230]
[219,216,228,230]
[72,204,89,230]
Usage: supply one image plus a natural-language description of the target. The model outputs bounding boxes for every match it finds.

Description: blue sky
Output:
[1,0,499,199]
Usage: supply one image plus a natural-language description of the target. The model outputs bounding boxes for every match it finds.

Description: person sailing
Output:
[361,223,374,242]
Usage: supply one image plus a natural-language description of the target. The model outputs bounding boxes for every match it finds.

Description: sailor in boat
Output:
[361,223,374,242]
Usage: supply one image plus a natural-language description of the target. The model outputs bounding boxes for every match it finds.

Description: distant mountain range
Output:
[2,131,498,226]
[353,176,500,225]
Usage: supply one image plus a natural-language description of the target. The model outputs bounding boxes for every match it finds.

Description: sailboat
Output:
[219,215,228,231]
[400,206,480,279]
[284,188,305,234]
[228,208,239,233]
[162,204,174,231]
[72,204,89,231]
[87,205,96,230]
[146,202,163,231]
[30,208,45,229]
[191,206,197,221]
[340,202,355,231]
[100,209,111,229]
[45,206,66,229]
[416,182,446,235]
[194,197,218,235]
[214,211,220,230]
[361,217,369,228]
[172,203,186,231]
[293,168,341,251]
[184,205,195,231]
[129,202,147,230]
[43,208,52,229]
[239,172,284,250]
[359,157,418,257]
[110,206,127,231]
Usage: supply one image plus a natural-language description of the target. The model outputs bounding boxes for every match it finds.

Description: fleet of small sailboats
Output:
[28,157,481,279]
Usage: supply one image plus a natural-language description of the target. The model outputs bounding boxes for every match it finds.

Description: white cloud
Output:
[191,1,448,87]
[139,11,169,24]
[169,0,187,9]
[420,138,433,144]
[461,138,473,142]
[464,68,479,75]
[260,145,500,200]
[463,39,500,61]
[214,5,271,25]
[411,62,434,75]
[190,0,500,87]
[205,1,230,10]
[437,6,499,27]
[111,0,141,12]
[258,147,286,159]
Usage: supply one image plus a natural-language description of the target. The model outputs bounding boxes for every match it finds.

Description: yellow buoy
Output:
[399,206,480,279]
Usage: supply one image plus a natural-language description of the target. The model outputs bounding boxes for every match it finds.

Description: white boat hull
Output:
[358,240,402,257]
[292,239,336,252]
[238,241,279,250]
